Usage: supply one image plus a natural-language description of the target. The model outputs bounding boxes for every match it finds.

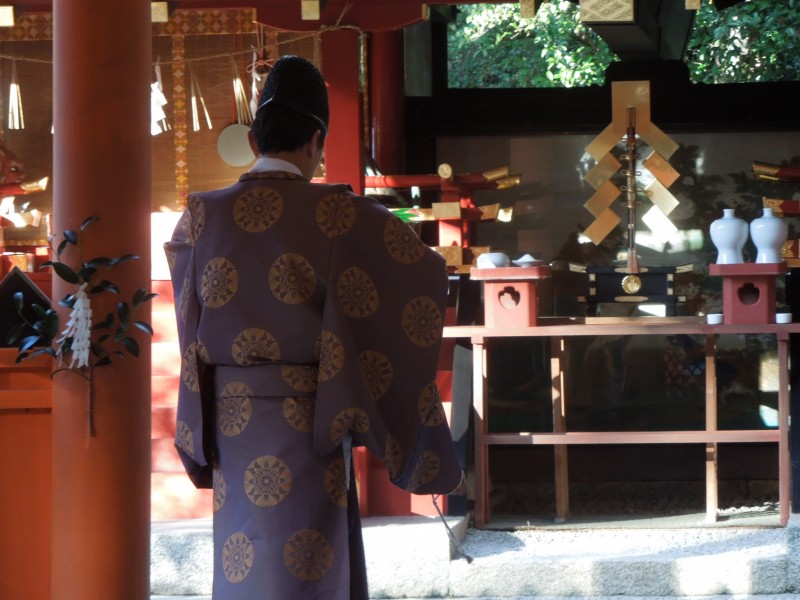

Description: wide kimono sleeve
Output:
[163,197,214,488]
[312,194,463,495]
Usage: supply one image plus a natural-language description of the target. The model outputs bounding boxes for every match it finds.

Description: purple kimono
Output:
[165,170,463,599]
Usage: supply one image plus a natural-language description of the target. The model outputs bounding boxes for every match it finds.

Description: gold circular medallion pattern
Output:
[281,365,319,393]
[316,193,356,237]
[401,296,442,347]
[337,267,379,318]
[621,274,642,294]
[244,455,292,507]
[222,532,254,583]
[283,529,334,581]
[318,330,345,382]
[184,195,205,246]
[359,350,393,401]
[232,328,281,365]
[417,382,446,426]
[269,253,316,304]
[283,396,315,432]
[175,419,195,459]
[213,468,226,512]
[408,450,441,491]
[196,338,211,364]
[324,457,348,508]
[217,382,253,437]
[178,274,190,323]
[384,433,402,479]
[201,257,238,308]
[181,343,200,392]
[384,217,426,264]
[330,407,370,445]
[233,187,283,232]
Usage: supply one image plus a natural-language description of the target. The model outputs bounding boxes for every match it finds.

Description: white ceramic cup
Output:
[476,252,511,268]
[776,312,792,324]
[706,313,723,325]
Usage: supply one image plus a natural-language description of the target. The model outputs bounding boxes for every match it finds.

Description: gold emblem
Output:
[621,274,642,294]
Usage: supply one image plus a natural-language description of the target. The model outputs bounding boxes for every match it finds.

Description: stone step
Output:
[151,515,800,599]
[152,597,800,600]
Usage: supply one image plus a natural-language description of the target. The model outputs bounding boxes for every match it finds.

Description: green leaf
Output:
[117,302,130,323]
[43,312,60,341]
[50,262,80,284]
[85,257,114,269]
[123,336,140,357]
[134,321,154,335]
[80,216,97,231]
[4,322,25,344]
[78,265,98,282]
[32,303,49,319]
[116,253,140,264]
[94,355,112,367]
[60,337,73,354]
[19,335,42,352]
[12,290,23,312]
[89,280,119,294]
[63,229,78,245]
[93,314,113,331]
[55,240,69,258]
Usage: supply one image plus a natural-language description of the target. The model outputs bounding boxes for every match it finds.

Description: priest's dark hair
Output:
[251,55,329,155]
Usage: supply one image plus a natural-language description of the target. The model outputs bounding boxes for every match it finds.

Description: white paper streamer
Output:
[57,282,93,369]
[151,59,170,136]
[231,56,252,126]
[189,62,213,132]
[8,59,24,130]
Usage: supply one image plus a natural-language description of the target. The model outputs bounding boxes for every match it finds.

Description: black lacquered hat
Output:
[256,55,329,134]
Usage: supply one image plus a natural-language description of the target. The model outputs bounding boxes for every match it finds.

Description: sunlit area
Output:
[448,0,800,88]
[447,1,617,88]
[686,0,800,83]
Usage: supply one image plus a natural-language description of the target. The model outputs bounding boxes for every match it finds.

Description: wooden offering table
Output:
[444,316,800,528]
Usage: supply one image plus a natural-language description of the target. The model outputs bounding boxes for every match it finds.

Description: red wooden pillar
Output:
[322,29,364,194]
[369,29,405,174]
[52,2,152,599]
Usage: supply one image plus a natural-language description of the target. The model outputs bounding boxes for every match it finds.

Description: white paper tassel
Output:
[150,60,170,136]
[231,57,252,126]
[57,282,93,369]
[189,63,212,132]
[8,59,24,130]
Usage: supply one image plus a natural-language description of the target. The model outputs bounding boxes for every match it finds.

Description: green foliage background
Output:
[686,0,800,83]
[448,0,800,88]
[447,1,617,88]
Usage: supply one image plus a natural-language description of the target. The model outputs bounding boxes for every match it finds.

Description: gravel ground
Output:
[459,525,787,561]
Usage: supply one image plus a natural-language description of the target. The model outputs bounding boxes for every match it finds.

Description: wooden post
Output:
[705,334,718,522]
[52,2,152,598]
[322,28,364,194]
[368,29,405,174]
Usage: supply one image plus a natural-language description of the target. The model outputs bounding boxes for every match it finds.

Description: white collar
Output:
[249,156,303,177]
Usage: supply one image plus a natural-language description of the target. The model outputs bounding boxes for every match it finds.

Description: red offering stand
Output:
[709,262,787,324]
[471,265,551,327]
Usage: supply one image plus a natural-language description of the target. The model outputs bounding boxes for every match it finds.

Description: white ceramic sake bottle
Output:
[709,208,748,264]
[750,207,788,264]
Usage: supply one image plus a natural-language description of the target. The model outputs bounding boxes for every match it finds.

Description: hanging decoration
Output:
[188,62,212,132]
[248,25,273,119]
[8,59,24,130]
[150,58,170,136]
[230,55,252,126]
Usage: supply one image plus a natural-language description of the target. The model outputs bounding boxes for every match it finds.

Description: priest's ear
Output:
[247,129,259,158]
